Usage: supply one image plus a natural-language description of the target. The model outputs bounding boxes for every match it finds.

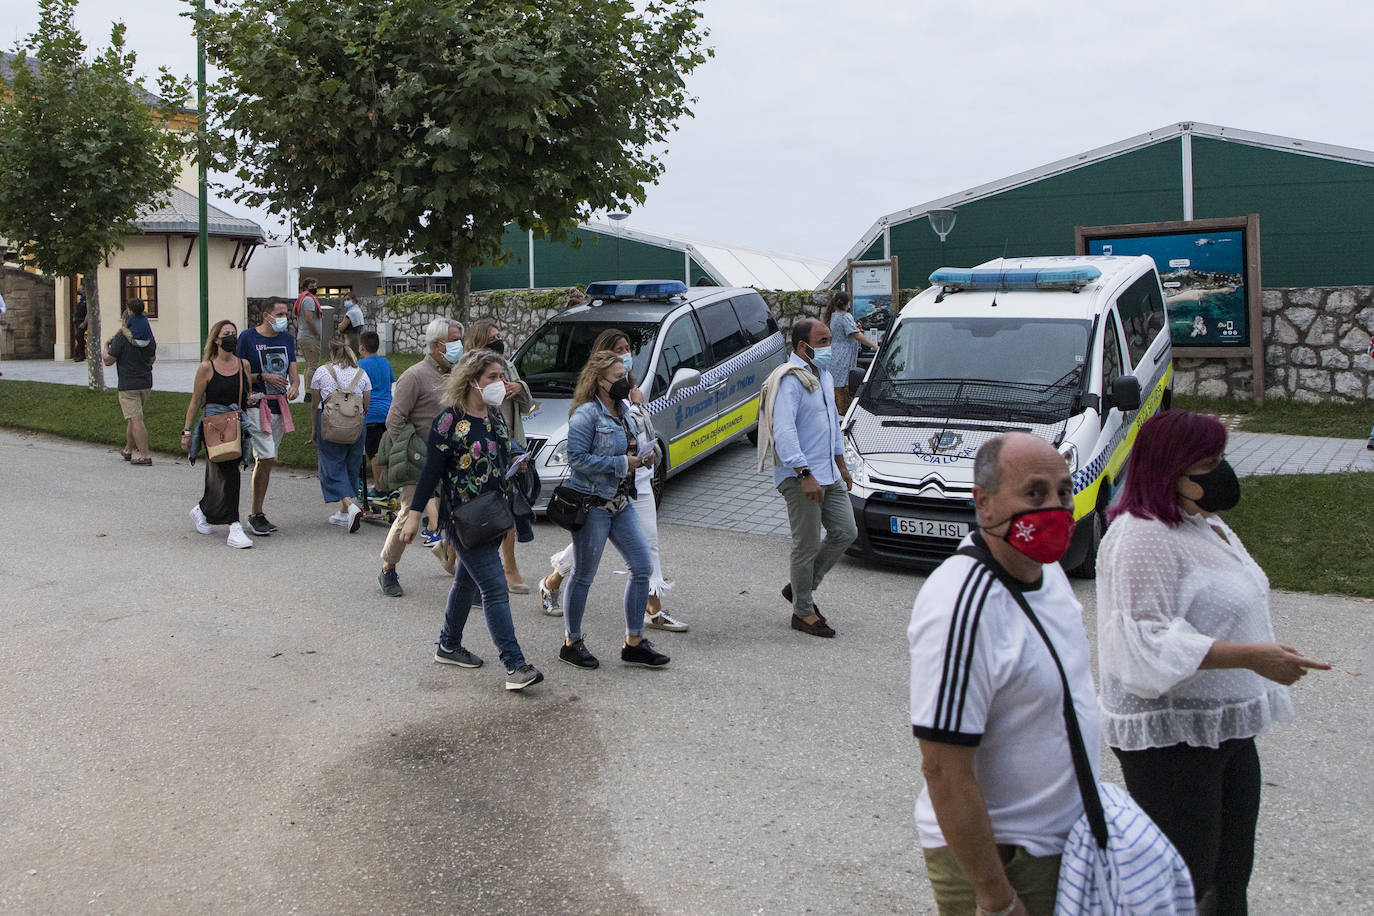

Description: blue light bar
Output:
[929,266,1101,291]
[585,279,688,300]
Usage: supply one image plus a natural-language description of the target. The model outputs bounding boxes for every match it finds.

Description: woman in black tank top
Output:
[183,321,257,547]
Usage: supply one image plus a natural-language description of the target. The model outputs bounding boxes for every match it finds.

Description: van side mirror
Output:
[666,367,702,399]
[1108,375,1141,412]
[848,367,866,397]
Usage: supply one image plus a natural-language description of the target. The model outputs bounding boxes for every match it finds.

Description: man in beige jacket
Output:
[378,317,464,597]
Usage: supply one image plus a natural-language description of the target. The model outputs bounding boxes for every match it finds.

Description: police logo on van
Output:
[928,432,963,453]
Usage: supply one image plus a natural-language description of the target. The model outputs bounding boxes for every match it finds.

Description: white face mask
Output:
[476,379,506,407]
[271,315,288,333]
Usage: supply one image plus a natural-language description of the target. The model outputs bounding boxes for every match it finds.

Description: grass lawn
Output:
[1175,393,1371,440]
[0,353,424,471]
[1227,472,1374,598]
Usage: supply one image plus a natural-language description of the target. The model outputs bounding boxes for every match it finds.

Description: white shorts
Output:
[245,409,286,461]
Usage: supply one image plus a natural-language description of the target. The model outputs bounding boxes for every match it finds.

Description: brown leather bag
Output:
[203,411,242,462]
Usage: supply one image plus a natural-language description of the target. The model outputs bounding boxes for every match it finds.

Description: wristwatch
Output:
[795,467,812,479]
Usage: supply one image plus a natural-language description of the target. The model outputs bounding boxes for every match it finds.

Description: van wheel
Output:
[651,441,667,506]
[1065,507,1105,579]
[747,426,759,446]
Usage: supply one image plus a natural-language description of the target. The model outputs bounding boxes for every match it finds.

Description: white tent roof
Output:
[581,221,831,290]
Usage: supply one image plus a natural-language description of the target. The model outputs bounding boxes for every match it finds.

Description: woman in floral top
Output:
[403,350,542,692]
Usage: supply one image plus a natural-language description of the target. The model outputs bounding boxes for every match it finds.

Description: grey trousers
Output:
[778,477,857,616]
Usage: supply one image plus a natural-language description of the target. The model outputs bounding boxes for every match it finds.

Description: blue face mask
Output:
[271,316,288,333]
[443,340,464,365]
[807,343,833,373]
[619,352,635,374]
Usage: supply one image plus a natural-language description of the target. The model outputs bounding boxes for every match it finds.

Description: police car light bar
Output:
[585,280,688,300]
[929,266,1102,291]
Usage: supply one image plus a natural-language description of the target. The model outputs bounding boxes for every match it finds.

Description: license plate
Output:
[889,516,968,539]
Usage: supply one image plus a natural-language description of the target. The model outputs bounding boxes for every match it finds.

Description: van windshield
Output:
[513,321,660,396]
[863,317,1091,423]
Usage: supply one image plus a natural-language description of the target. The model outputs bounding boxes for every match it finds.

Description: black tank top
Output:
[206,361,248,407]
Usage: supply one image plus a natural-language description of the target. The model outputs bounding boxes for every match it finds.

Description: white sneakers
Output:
[227,522,253,549]
[191,504,252,547]
[190,504,214,535]
[329,504,364,532]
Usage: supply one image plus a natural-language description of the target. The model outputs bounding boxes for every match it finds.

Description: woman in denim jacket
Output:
[559,350,670,671]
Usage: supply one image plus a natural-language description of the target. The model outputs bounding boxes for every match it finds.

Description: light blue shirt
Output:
[771,353,844,488]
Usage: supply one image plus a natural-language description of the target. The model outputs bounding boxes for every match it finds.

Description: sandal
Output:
[119,450,132,461]
[130,457,153,466]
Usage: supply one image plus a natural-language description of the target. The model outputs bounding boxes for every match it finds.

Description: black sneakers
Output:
[246,513,277,536]
[505,665,544,691]
[621,639,670,668]
[434,643,484,668]
[559,638,600,669]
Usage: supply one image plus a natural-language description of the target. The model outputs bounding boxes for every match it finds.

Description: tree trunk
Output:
[451,261,471,323]
[85,267,105,393]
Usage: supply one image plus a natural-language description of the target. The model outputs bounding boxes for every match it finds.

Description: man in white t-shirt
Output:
[909,432,1098,916]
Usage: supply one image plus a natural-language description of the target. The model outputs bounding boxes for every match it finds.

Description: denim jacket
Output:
[566,399,636,500]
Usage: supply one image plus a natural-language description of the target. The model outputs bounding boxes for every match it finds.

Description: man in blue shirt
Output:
[357,329,395,495]
[770,318,858,637]
[237,298,299,535]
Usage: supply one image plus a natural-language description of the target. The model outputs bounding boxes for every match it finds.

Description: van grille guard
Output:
[848,373,1077,459]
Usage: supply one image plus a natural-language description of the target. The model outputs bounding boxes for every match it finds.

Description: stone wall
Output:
[1169,286,1374,402]
[0,267,56,359]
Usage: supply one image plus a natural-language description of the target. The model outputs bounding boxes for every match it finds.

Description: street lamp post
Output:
[196,0,209,351]
[608,211,629,278]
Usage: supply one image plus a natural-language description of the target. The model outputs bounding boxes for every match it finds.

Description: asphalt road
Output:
[1,428,1370,914]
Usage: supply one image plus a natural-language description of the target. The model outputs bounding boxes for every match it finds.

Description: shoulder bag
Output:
[202,362,246,463]
[955,543,1195,915]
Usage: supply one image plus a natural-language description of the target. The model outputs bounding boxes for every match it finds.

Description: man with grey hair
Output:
[377,317,464,597]
[908,432,1097,916]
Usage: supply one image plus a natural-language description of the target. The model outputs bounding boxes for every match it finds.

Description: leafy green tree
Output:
[197,0,710,317]
[0,0,188,391]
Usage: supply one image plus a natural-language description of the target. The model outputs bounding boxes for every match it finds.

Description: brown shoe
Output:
[791,613,835,638]
[781,584,826,623]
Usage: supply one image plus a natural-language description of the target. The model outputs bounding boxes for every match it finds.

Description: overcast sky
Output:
[8,0,1373,267]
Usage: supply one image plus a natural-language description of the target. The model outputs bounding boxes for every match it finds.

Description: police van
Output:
[513,280,786,507]
[843,255,1172,576]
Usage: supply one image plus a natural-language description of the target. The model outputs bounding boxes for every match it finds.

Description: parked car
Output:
[513,280,787,507]
[842,255,1173,576]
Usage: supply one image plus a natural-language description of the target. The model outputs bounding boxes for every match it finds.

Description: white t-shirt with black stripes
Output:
[908,538,1100,857]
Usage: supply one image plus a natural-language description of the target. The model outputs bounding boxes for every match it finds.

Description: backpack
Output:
[320,365,366,443]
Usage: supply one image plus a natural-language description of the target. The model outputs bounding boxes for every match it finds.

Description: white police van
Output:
[514,280,787,507]
[842,255,1172,576]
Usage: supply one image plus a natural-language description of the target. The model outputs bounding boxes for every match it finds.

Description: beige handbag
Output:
[203,410,242,462]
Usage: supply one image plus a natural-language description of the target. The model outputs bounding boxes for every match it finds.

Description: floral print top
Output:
[410,407,525,538]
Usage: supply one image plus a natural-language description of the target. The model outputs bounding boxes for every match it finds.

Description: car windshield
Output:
[513,321,660,396]
[864,316,1092,423]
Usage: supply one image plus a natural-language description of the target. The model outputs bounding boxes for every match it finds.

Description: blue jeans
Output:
[565,503,652,640]
[440,539,527,670]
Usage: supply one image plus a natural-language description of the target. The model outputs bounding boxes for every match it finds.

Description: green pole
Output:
[196,0,210,351]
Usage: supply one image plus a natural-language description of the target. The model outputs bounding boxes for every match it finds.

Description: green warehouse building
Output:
[470,220,829,292]
[822,121,1374,291]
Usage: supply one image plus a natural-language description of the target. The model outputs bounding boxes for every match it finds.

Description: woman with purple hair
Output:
[1096,409,1328,914]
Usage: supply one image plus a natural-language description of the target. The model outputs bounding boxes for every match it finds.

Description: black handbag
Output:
[547,484,592,531]
[453,490,515,549]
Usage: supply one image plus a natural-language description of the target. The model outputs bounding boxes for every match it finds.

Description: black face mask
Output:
[488,338,506,355]
[219,334,238,352]
[608,377,633,402]
[1187,459,1240,512]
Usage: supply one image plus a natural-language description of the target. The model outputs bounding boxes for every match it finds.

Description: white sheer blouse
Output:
[1096,511,1293,751]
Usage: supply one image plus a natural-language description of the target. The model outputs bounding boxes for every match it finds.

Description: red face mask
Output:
[987,507,1076,564]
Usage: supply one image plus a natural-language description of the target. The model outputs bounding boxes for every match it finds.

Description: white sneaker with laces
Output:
[328,511,350,527]
[645,611,689,632]
[190,504,213,535]
[227,522,253,549]
[347,503,362,533]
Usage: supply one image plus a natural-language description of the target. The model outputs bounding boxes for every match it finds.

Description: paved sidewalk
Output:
[659,430,1374,540]
[1,357,207,393]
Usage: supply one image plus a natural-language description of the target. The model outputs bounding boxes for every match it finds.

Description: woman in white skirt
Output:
[539,329,686,632]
